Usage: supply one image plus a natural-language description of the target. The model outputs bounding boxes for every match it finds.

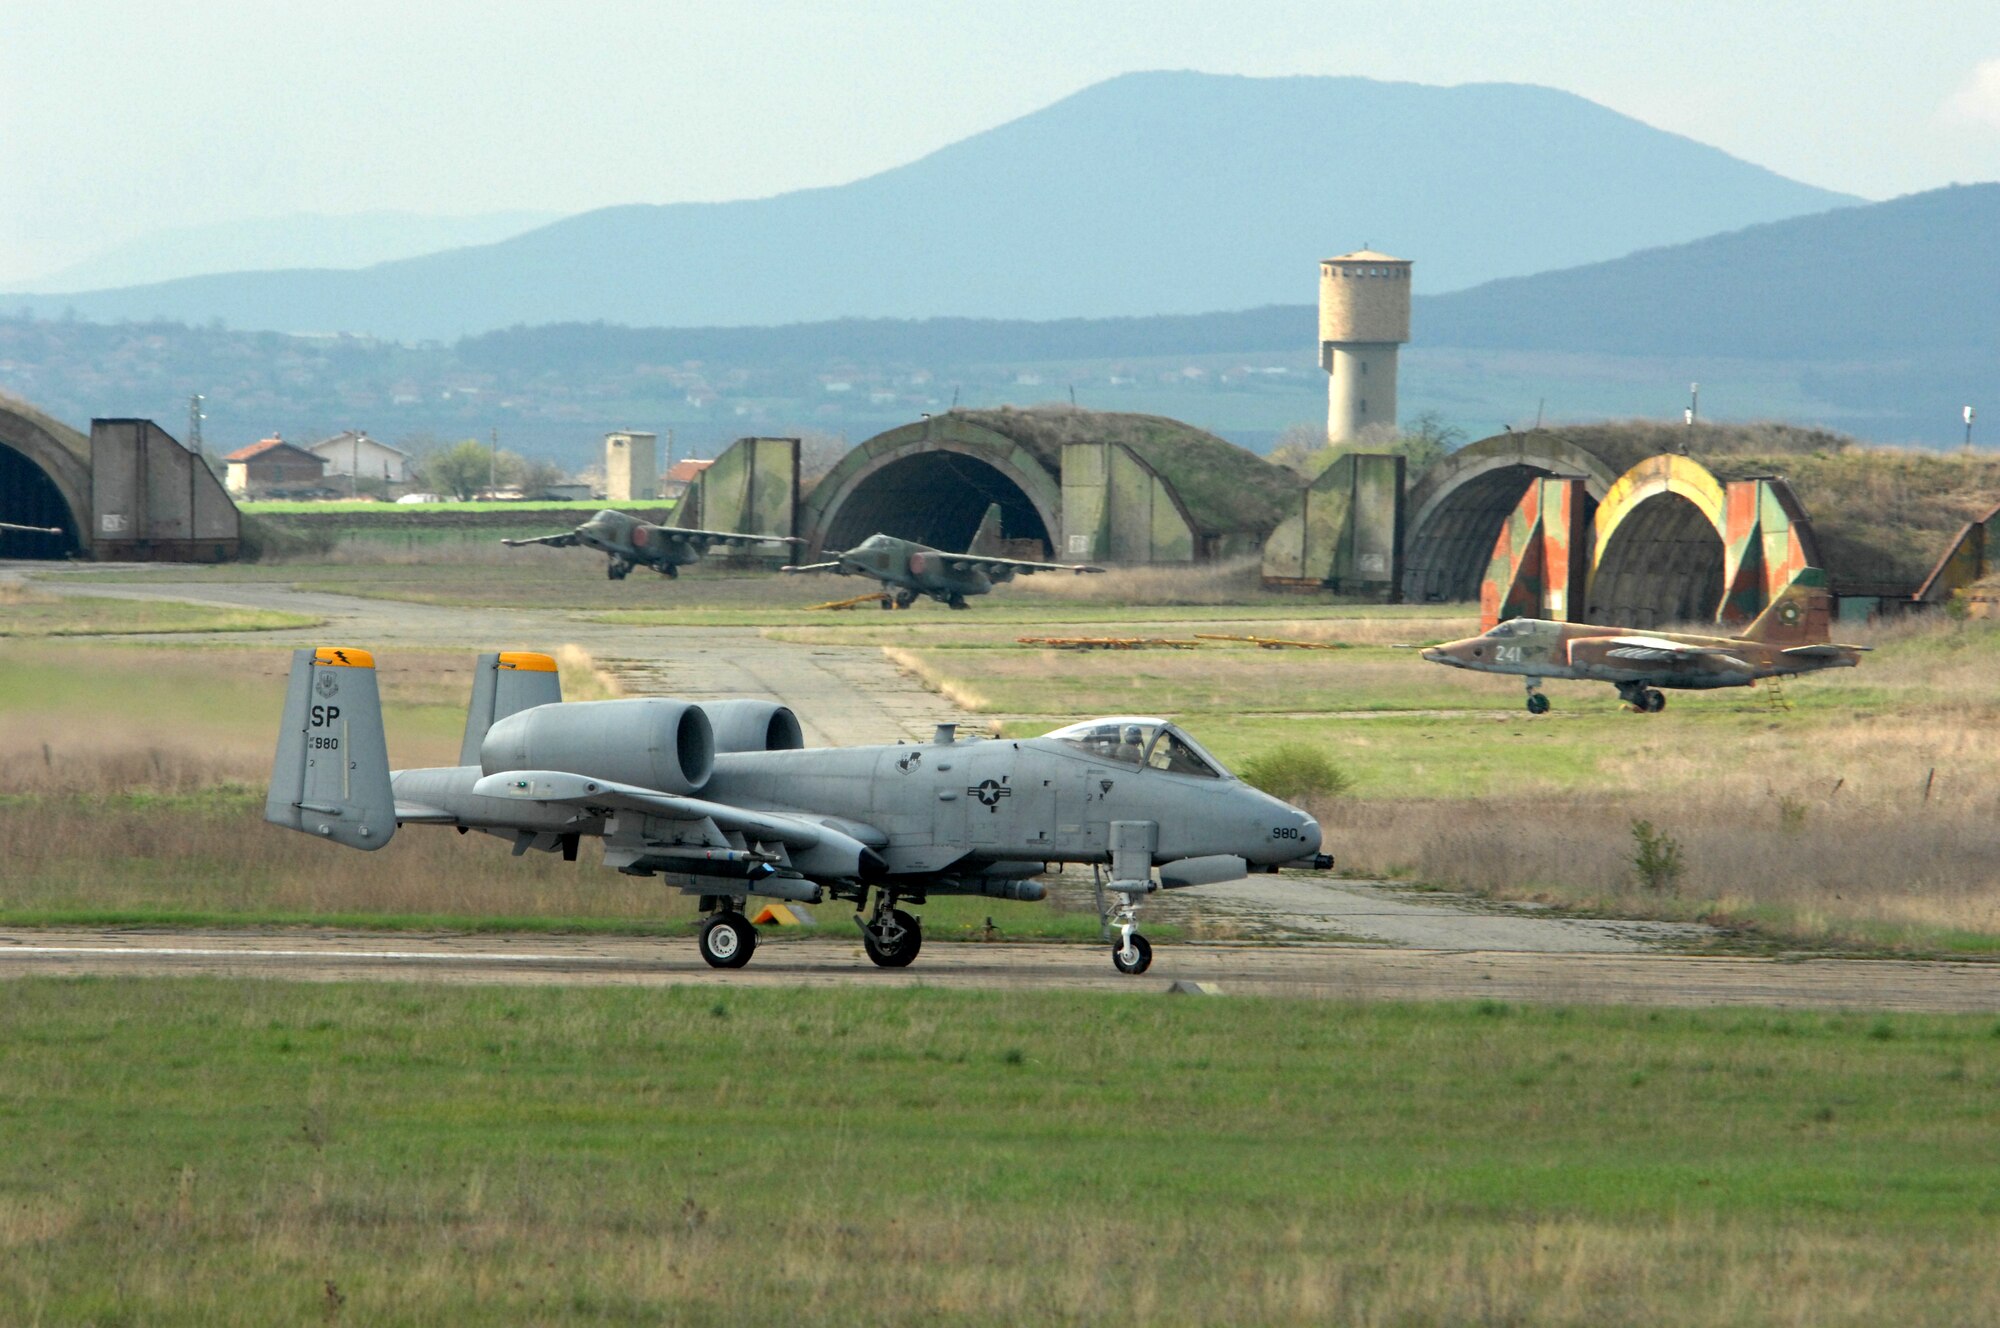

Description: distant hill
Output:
[9,211,559,294]
[1419,183,2000,359]
[0,71,1851,340]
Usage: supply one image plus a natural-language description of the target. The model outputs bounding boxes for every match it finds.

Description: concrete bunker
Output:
[0,399,91,559]
[1402,432,1631,603]
[819,447,1055,556]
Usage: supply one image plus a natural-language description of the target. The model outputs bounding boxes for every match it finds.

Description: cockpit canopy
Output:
[1482,617,1554,638]
[1043,717,1230,778]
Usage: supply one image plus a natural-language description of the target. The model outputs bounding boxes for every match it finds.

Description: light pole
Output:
[1966,405,1977,449]
[1688,382,1700,427]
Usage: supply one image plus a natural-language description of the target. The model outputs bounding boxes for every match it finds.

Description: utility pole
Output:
[489,427,498,497]
[1688,382,1700,427]
[186,394,205,460]
[1966,405,1977,450]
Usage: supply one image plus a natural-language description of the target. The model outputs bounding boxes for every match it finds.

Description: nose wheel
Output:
[1097,874,1156,975]
[1525,680,1550,715]
[1112,928,1153,975]
[858,891,923,968]
[697,911,757,969]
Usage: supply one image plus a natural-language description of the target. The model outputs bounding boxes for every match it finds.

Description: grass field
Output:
[0,586,317,638]
[3,979,1997,1326]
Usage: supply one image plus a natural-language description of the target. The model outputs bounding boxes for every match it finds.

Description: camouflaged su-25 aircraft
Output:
[268,648,1325,974]
[502,508,799,580]
[781,532,1105,608]
[1422,571,1868,713]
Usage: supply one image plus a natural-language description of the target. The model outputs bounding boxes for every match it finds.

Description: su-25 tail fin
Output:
[459,651,563,764]
[266,647,396,850]
[1737,569,1834,647]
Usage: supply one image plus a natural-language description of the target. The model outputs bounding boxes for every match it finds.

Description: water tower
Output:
[1318,250,1412,444]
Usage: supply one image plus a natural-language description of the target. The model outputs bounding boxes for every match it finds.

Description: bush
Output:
[1630,819,1685,894]
[237,514,334,563]
[1235,744,1353,802]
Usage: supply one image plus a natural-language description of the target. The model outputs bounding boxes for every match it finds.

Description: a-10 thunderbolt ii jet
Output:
[1421,571,1868,713]
[502,508,799,580]
[267,648,1325,973]
[781,532,1105,608]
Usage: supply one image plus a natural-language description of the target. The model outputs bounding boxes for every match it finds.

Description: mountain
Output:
[0,71,1852,341]
[10,211,560,293]
[1418,182,2000,361]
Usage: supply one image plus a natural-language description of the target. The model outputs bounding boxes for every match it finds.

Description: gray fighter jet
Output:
[781,533,1104,608]
[503,508,799,580]
[268,648,1326,974]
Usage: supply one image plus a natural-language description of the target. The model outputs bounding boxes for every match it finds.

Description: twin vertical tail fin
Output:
[1738,568,1834,647]
[458,651,563,765]
[266,647,396,850]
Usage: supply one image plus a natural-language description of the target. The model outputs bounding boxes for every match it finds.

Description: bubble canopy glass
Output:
[1042,717,1231,779]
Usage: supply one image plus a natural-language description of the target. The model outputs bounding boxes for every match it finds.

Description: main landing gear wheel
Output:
[607,562,631,580]
[698,913,757,969]
[1641,688,1667,713]
[1112,931,1153,975]
[1526,692,1551,715]
[946,594,970,611]
[894,591,918,609]
[860,906,922,968]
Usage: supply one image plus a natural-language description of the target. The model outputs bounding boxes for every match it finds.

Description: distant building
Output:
[604,430,658,501]
[224,436,327,497]
[1319,250,1412,444]
[539,482,594,501]
[308,430,411,483]
[662,458,712,500]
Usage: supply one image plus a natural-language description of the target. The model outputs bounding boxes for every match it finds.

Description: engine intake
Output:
[481,698,713,793]
[701,699,806,753]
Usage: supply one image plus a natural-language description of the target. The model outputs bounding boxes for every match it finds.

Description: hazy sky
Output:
[4,0,1997,284]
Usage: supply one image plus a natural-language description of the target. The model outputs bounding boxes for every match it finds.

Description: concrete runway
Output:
[2,929,1996,1012]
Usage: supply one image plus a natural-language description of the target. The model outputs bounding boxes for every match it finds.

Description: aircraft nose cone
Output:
[1299,817,1322,857]
[1420,647,1444,662]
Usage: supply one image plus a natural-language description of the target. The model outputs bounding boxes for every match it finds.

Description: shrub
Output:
[1235,744,1353,802]
[1630,819,1685,894]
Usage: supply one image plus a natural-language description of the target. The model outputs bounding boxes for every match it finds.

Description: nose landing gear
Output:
[1096,869,1156,975]
[1524,679,1550,714]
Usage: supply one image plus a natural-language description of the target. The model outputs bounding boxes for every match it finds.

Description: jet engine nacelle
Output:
[701,699,806,754]
[481,698,713,793]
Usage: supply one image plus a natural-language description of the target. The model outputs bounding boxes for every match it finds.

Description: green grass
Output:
[4,980,1998,1325]
[0,597,318,637]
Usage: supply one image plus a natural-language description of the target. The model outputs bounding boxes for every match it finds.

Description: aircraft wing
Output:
[470,770,879,853]
[1781,643,1872,659]
[500,532,581,548]
[779,560,843,574]
[939,553,1106,576]
[666,528,804,551]
[1571,636,1753,671]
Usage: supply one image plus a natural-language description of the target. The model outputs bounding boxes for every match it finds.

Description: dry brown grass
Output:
[1010,555,1267,604]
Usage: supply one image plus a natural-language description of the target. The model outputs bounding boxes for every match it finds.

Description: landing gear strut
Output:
[607,559,632,581]
[857,889,922,968]
[1525,679,1551,715]
[1616,682,1668,713]
[1096,868,1155,975]
[946,594,970,611]
[697,910,757,969]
